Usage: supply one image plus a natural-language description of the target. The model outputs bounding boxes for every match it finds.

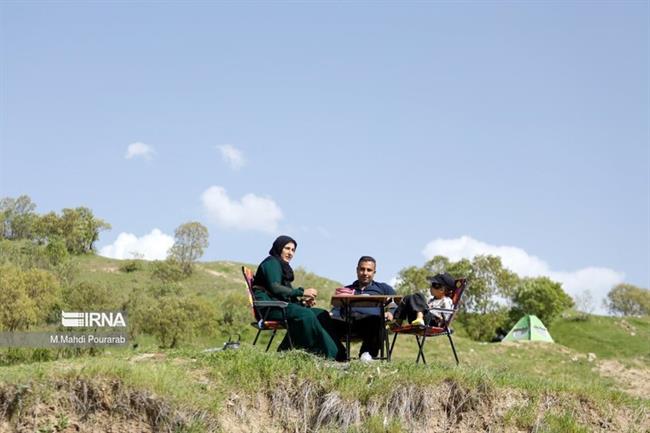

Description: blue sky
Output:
[1,2,648,313]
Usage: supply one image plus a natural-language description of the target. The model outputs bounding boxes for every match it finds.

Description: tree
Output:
[605,283,650,316]
[0,265,38,331]
[60,207,111,254]
[168,221,209,274]
[510,276,574,325]
[33,212,64,244]
[394,266,430,295]
[0,265,60,331]
[0,195,37,240]
[24,268,62,325]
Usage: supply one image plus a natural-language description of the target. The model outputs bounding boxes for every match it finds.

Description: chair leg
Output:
[447,332,459,365]
[285,329,293,349]
[253,328,262,346]
[415,335,427,364]
[282,309,293,349]
[389,332,398,360]
[266,329,277,352]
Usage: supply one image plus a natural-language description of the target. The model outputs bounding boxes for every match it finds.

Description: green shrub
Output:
[0,240,49,269]
[217,293,250,336]
[62,281,117,311]
[151,259,186,283]
[128,283,217,348]
[45,237,69,266]
[119,260,141,273]
[0,265,60,331]
[130,294,217,348]
[458,308,511,342]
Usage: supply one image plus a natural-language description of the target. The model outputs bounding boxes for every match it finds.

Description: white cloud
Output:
[422,235,625,314]
[99,229,174,260]
[216,144,245,170]
[125,142,155,160]
[201,186,283,233]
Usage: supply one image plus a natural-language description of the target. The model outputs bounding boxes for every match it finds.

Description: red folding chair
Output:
[241,266,292,352]
[388,278,467,365]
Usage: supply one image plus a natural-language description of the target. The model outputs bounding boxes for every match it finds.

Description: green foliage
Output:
[119,259,141,273]
[129,287,218,348]
[151,259,187,282]
[0,265,38,331]
[216,292,250,336]
[0,265,60,331]
[394,266,429,295]
[459,308,511,342]
[168,221,209,275]
[44,237,69,266]
[62,281,117,311]
[59,207,111,254]
[1,196,111,255]
[51,259,80,288]
[510,276,574,325]
[0,195,37,240]
[605,283,650,316]
[0,239,49,269]
[24,268,62,325]
[458,255,519,314]
[0,347,58,366]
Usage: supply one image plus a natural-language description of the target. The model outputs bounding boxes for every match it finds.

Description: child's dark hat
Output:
[426,272,456,289]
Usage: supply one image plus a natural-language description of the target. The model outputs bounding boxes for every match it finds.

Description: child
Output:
[392,273,456,327]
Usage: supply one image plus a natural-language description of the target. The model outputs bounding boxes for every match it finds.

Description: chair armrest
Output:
[428,307,455,314]
[254,300,289,308]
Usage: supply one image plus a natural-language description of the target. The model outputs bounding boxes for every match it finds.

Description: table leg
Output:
[379,310,385,360]
[345,302,351,361]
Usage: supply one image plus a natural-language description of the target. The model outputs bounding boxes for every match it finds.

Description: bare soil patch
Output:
[1,373,648,433]
[597,359,650,399]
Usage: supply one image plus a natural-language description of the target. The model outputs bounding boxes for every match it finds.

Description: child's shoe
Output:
[410,317,425,327]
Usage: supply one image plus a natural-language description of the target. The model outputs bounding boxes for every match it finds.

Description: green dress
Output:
[253,257,343,360]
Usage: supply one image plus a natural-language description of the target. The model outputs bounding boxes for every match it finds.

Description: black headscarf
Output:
[269,235,297,285]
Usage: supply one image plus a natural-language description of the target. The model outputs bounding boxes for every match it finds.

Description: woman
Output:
[253,235,346,360]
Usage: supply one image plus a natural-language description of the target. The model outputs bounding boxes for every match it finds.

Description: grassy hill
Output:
[73,254,342,309]
[0,254,648,432]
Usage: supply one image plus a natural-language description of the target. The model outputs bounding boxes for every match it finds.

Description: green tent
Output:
[502,314,554,343]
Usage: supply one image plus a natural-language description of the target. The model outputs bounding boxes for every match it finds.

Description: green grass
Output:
[549,313,650,363]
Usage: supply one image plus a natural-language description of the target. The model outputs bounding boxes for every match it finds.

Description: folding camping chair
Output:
[241,266,293,352]
[388,278,467,365]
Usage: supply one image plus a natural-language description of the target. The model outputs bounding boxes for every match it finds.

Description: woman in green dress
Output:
[253,235,346,360]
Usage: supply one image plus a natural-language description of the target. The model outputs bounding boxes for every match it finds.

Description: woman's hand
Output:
[303,288,317,307]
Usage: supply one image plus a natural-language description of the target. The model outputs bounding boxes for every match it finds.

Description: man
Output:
[342,256,396,360]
